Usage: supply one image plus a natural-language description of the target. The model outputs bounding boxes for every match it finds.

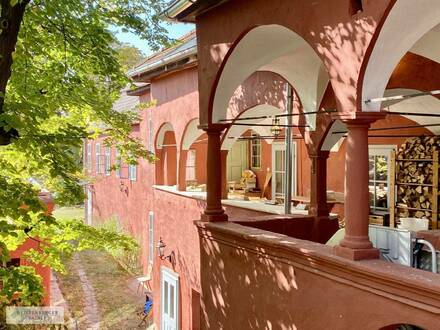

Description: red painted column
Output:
[178,150,188,191]
[335,118,380,260]
[309,151,330,217]
[165,146,177,186]
[202,128,228,222]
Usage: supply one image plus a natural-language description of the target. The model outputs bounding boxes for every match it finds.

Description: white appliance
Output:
[369,225,437,273]
[369,225,415,266]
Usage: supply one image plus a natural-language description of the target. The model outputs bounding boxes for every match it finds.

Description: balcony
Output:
[196,220,440,330]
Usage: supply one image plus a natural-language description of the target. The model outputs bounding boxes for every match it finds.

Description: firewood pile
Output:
[395,136,439,221]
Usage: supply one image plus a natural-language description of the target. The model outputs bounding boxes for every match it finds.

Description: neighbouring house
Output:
[9,191,54,306]
[85,1,440,329]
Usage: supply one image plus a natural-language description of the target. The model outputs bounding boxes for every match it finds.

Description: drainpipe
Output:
[284,84,293,214]
[148,109,153,152]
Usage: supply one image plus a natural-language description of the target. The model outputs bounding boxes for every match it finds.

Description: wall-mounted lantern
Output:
[119,181,128,193]
[270,117,281,138]
[157,237,173,262]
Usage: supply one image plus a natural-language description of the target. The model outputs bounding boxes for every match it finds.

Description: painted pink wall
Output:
[10,239,51,306]
[9,194,54,306]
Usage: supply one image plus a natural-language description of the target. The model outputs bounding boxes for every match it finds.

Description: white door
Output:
[87,188,93,225]
[161,267,179,330]
[227,140,248,181]
[272,142,297,201]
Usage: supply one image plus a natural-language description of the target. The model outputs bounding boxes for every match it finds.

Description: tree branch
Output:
[0,0,31,145]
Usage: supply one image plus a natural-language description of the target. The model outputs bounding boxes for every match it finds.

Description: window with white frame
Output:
[369,145,395,211]
[96,143,101,174]
[186,149,196,181]
[251,132,261,169]
[148,211,154,264]
[87,143,92,171]
[115,149,121,178]
[105,146,111,176]
[129,163,137,181]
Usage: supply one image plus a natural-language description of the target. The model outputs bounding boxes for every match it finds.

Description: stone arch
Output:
[221,104,284,151]
[155,122,174,150]
[321,87,440,152]
[181,118,204,151]
[361,0,440,111]
[211,24,329,130]
[379,324,425,330]
[155,122,177,186]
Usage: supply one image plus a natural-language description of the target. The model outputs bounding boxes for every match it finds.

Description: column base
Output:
[334,244,380,261]
[201,212,228,222]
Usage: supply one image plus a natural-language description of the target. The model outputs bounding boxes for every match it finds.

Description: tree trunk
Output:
[0,0,29,145]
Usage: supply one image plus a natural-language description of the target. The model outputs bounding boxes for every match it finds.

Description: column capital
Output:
[331,111,387,125]
[309,150,330,159]
[199,123,229,133]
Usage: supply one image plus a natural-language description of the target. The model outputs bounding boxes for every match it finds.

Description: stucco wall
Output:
[198,221,440,330]
[10,239,51,306]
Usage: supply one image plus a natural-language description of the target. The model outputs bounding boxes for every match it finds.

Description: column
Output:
[309,151,330,218]
[334,118,379,260]
[177,150,188,191]
[201,127,228,222]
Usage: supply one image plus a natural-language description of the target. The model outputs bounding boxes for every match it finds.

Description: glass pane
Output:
[275,173,284,195]
[369,156,375,180]
[170,284,175,319]
[164,282,169,314]
[375,182,388,209]
[275,150,285,171]
[369,182,375,207]
[375,156,388,181]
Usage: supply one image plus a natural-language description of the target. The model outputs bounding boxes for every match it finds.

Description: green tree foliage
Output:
[0,0,169,308]
[115,42,145,71]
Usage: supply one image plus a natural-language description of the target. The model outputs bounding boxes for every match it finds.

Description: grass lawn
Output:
[53,206,84,221]
[58,250,146,329]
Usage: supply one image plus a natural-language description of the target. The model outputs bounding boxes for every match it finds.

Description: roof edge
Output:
[162,0,195,21]
[162,0,228,22]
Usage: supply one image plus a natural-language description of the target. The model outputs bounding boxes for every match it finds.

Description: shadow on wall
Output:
[173,246,201,330]
[198,221,434,330]
[312,15,377,114]
[199,228,299,330]
[235,215,338,244]
[227,71,288,119]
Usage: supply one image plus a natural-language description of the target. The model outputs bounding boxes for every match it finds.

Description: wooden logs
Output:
[392,136,439,229]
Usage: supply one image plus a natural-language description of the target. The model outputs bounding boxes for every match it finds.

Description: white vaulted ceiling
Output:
[213,24,328,131]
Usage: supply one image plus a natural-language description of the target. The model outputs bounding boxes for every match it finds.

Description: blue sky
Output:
[114,22,195,56]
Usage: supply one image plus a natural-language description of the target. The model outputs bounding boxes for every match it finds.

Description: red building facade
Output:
[86,1,440,327]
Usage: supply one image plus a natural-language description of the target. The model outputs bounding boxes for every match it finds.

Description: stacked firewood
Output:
[396,136,439,219]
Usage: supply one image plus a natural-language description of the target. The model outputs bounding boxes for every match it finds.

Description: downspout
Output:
[149,109,153,152]
[284,84,293,214]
